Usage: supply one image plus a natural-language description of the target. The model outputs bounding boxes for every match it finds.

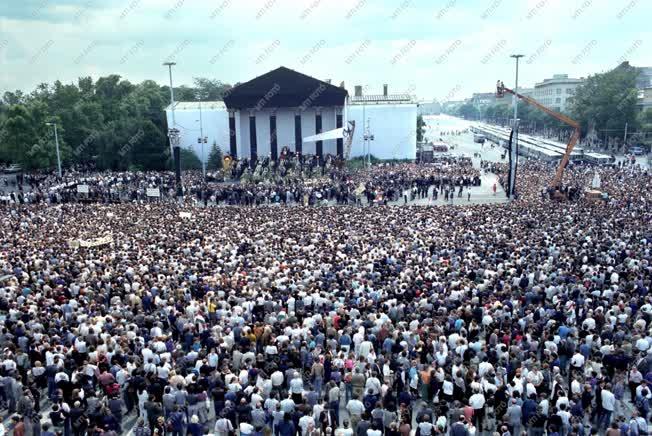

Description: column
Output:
[229,110,237,158]
[315,109,323,158]
[294,112,302,154]
[249,111,257,165]
[336,111,343,158]
[270,112,278,161]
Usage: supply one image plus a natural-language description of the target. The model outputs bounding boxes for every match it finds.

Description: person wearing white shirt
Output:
[469,390,486,432]
[271,370,284,391]
[346,398,365,431]
[280,395,295,413]
[365,376,381,396]
[629,411,648,436]
[570,352,585,371]
[600,384,616,428]
[334,421,354,436]
[298,414,315,436]
[289,372,304,402]
[239,422,254,436]
[478,360,493,377]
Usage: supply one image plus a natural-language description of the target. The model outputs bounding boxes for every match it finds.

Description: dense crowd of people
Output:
[0,153,650,436]
[0,158,481,208]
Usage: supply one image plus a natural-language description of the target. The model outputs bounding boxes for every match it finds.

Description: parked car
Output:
[629,146,646,156]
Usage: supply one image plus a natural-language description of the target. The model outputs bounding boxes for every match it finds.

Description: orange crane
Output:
[496,80,581,192]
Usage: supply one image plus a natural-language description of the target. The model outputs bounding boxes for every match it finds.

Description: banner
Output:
[77,184,89,194]
[68,235,113,248]
[146,188,161,197]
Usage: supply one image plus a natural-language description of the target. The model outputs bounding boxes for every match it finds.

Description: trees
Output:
[179,147,202,170]
[207,142,224,170]
[570,62,640,136]
[193,78,232,101]
[416,115,426,142]
[457,103,479,120]
[0,74,234,170]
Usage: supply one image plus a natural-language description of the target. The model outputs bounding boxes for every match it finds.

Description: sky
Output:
[0,0,649,102]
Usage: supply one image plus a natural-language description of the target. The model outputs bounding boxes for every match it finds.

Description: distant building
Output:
[471,92,496,109]
[520,87,534,98]
[533,74,584,112]
[636,67,652,89]
[418,100,441,115]
[637,88,652,112]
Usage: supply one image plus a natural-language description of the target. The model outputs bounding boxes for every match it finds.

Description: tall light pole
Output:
[45,122,62,178]
[509,54,524,201]
[163,62,177,128]
[196,100,207,180]
[163,61,183,198]
[364,118,374,167]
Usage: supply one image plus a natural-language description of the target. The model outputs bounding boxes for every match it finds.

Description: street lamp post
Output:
[508,54,524,201]
[45,122,62,178]
[163,61,183,198]
[363,118,374,167]
[163,62,177,128]
[197,99,206,180]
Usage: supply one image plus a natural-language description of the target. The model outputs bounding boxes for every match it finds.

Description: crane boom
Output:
[496,81,580,190]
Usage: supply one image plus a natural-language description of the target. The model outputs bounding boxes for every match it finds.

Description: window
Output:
[556,98,561,103]
[556,88,562,94]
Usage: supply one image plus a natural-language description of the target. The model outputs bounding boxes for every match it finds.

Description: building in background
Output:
[636,67,652,89]
[532,74,584,112]
[418,100,442,116]
[519,87,534,98]
[164,67,417,161]
[471,92,496,111]
[637,87,652,112]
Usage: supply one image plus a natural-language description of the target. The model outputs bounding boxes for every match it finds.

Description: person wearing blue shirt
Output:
[276,413,296,436]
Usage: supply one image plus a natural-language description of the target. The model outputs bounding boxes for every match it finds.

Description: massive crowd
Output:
[0,155,650,436]
[0,159,481,207]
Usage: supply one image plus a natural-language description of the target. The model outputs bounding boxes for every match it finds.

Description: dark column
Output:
[270,115,278,161]
[249,115,257,165]
[315,113,323,158]
[336,114,343,158]
[294,114,302,154]
[229,114,237,158]
[173,146,182,197]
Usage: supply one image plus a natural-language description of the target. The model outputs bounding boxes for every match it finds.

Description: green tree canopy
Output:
[416,115,426,142]
[570,62,640,135]
[207,142,224,170]
[0,74,233,170]
[178,147,202,170]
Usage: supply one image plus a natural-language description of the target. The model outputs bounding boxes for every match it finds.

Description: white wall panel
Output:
[348,104,416,160]
[301,109,316,156]
[276,110,295,151]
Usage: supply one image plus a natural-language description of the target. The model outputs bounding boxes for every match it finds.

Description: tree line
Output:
[0,75,233,171]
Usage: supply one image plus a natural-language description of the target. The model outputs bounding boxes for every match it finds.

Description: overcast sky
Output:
[0,0,649,102]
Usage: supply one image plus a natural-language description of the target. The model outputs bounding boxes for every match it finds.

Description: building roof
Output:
[535,74,584,87]
[223,66,348,110]
[349,94,415,105]
[167,101,226,111]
